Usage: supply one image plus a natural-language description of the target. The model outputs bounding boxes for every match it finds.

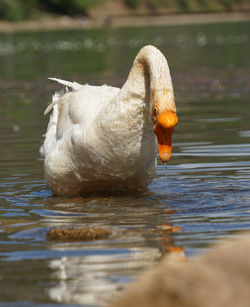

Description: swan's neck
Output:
[96,46,176,164]
[121,45,175,115]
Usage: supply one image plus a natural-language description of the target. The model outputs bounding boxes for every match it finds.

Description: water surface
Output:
[0,21,250,306]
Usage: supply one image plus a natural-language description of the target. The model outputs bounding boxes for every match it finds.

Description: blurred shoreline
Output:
[0,11,250,33]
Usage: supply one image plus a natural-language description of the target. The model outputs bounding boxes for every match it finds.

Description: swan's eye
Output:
[154,107,157,113]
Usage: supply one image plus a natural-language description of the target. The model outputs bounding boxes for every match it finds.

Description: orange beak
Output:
[154,110,178,163]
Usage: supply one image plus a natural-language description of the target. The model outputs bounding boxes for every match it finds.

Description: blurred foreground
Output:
[112,234,250,307]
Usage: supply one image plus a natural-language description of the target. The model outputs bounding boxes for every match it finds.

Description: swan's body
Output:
[41,45,177,196]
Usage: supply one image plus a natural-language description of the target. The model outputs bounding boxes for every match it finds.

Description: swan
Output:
[40,45,178,196]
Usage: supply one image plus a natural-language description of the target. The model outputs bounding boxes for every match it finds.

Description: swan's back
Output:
[54,84,120,139]
[41,83,119,156]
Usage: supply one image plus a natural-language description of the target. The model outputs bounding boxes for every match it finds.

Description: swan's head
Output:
[126,44,178,163]
[151,89,178,163]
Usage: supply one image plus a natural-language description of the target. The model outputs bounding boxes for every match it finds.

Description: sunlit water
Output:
[0,21,250,306]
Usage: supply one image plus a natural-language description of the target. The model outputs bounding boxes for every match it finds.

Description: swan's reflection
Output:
[44,195,182,306]
[48,246,161,305]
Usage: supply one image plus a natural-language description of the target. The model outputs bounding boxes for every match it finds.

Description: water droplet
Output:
[164,164,168,177]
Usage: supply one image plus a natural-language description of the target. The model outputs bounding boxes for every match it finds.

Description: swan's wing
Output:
[44,78,83,115]
[45,83,120,139]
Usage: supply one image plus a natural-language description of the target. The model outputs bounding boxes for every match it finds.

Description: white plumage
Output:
[41,45,177,196]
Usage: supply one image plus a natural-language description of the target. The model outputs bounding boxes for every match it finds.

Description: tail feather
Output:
[44,90,64,115]
[44,78,82,115]
[48,77,82,90]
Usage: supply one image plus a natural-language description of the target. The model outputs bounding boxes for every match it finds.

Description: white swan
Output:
[41,45,178,196]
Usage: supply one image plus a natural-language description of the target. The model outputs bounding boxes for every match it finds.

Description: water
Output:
[0,21,250,306]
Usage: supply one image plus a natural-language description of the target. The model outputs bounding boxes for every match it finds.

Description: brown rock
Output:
[47,227,110,242]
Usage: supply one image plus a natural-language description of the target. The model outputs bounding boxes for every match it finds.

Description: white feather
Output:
[48,77,82,90]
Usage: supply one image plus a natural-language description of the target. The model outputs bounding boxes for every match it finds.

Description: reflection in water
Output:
[48,247,160,305]
[0,21,250,306]
[43,196,178,306]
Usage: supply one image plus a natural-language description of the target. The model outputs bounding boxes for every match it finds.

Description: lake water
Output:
[0,20,250,306]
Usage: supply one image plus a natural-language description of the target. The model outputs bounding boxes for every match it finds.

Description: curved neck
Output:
[120,46,175,113]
